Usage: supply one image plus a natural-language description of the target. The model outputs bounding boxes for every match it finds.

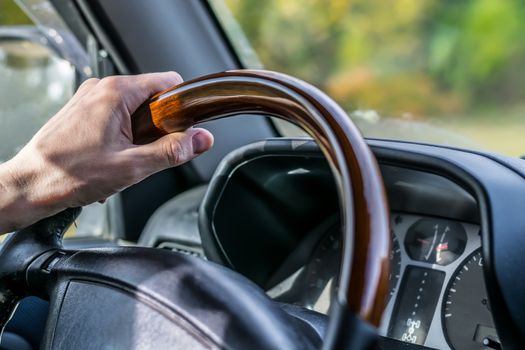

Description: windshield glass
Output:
[211,0,525,157]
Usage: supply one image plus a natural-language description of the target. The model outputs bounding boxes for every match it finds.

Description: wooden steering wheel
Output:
[0,70,389,349]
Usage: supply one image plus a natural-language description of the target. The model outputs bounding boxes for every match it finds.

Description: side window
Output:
[0,1,113,238]
[0,2,75,161]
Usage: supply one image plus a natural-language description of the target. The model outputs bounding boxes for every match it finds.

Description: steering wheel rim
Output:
[132,69,391,347]
[0,69,390,349]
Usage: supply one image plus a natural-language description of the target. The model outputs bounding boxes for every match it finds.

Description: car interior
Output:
[1,1,525,349]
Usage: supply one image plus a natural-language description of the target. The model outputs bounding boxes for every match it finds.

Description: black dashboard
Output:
[142,137,525,349]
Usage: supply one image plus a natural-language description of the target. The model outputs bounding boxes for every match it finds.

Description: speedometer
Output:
[442,249,500,350]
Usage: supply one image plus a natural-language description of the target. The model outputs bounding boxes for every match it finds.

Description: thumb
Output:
[131,128,214,174]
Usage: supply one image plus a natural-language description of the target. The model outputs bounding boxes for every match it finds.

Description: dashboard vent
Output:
[156,241,206,260]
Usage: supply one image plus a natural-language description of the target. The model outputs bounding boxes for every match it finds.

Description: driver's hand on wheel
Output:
[0,72,214,232]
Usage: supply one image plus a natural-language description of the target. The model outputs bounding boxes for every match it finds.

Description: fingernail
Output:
[192,132,209,154]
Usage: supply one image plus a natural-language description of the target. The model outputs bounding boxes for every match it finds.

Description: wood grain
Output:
[132,70,390,326]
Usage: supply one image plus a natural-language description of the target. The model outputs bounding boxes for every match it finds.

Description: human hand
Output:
[0,72,214,231]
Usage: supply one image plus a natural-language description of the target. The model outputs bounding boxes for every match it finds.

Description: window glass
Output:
[212,0,525,157]
[0,1,110,237]
[0,39,74,161]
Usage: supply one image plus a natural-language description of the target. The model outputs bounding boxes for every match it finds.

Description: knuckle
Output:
[78,78,100,91]
[97,79,125,103]
[165,140,185,167]
[82,77,100,86]
[100,76,125,93]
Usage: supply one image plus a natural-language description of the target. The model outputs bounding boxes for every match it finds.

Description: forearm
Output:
[0,155,75,232]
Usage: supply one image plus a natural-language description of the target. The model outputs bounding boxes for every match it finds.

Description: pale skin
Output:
[0,72,214,232]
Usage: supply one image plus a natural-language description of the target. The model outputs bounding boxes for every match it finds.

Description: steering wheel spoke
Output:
[0,207,80,334]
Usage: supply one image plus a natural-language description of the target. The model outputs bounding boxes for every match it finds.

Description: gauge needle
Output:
[436,226,449,263]
[424,225,439,261]
[436,243,448,251]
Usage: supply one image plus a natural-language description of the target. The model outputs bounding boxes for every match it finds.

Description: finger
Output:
[126,127,214,176]
[110,72,183,113]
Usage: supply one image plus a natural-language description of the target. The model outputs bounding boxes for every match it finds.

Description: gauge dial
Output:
[442,249,500,350]
[303,226,341,313]
[405,218,467,265]
[303,227,401,312]
[388,234,401,303]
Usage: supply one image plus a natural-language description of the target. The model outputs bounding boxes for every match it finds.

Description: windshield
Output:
[211,0,525,157]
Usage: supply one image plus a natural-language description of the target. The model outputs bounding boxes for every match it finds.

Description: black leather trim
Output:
[28,247,319,350]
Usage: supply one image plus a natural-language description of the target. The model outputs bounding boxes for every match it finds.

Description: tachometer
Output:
[442,249,500,350]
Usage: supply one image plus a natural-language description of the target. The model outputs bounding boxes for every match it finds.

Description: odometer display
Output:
[388,266,445,345]
[442,249,500,350]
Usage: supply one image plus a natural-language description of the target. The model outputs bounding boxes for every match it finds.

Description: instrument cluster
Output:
[382,213,499,350]
[268,212,500,350]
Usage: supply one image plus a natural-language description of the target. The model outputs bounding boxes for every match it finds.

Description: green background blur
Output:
[0,0,30,25]
[222,0,525,156]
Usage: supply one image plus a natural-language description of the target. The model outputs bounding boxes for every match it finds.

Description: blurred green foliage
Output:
[223,0,525,119]
[0,0,32,25]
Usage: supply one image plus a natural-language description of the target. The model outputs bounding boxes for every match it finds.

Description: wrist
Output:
[0,157,40,232]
